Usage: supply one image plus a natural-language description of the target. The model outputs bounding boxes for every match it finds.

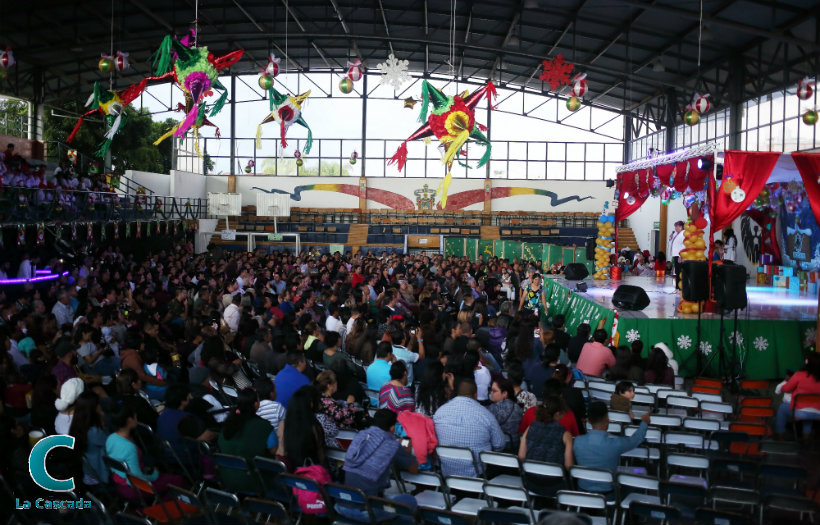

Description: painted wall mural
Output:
[252,183,592,211]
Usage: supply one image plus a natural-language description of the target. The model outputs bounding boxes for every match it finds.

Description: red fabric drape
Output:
[791,152,820,231]
[707,151,781,232]
[615,170,650,221]
[707,150,780,266]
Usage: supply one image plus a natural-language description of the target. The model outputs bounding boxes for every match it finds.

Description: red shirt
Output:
[782,371,820,411]
[519,406,579,436]
[351,273,365,288]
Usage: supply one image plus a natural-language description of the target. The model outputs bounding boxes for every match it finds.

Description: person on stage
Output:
[668,221,685,276]
[723,228,737,262]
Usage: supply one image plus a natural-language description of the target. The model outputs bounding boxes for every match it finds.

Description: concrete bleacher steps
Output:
[347,224,370,253]
[480,226,501,240]
[615,227,639,252]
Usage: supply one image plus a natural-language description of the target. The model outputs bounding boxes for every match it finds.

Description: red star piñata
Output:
[539,54,574,91]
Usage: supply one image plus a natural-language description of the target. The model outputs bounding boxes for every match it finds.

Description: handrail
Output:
[0,185,206,225]
[43,141,155,196]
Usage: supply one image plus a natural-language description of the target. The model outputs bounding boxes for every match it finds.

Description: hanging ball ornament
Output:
[294,150,302,159]
[339,77,354,94]
[797,78,814,100]
[803,109,818,126]
[98,56,115,74]
[349,151,358,165]
[114,51,130,72]
[258,74,274,90]
[693,93,711,114]
[684,109,700,126]
[264,54,281,78]
[296,158,303,168]
[566,96,582,112]
[0,47,16,69]
[571,76,587,98]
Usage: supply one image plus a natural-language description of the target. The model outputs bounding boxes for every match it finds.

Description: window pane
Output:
[547,162,565,180]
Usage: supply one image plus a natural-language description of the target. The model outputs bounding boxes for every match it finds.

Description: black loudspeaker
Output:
[564,263,589,280]
[612,285,650,311]
[713,264,748,310]
[585,238,596,260]
[680,261,710,302]
[576,282,588,292]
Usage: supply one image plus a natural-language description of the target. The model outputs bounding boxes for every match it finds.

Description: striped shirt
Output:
[378,383,415,414]
[256,400,286,430]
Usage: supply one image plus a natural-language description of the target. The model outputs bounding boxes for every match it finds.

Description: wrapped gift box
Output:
[756,273,772,285]
[759,254,775,265]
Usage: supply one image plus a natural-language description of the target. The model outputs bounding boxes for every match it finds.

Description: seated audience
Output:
[644,347,674,386]
[576,329,615,378]
[488,376,524,439]
[379,360,415,414]
[610,381,635,419]
[775,353,820,438]
[518,396,574,469]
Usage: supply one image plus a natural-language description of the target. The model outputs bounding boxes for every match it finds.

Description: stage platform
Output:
[542,275,816,380]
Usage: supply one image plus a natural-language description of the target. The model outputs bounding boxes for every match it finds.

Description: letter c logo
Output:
[29,435,75,492]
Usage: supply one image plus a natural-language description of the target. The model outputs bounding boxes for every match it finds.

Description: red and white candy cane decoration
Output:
[347,59,363,82]
[115,51,130,72]
[692,93,711,114]
[797,78,815,100]
[265,53,280,78]
[0,47,15,69]
[571,73,587,98]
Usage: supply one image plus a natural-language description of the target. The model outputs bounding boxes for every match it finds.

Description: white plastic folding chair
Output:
[700,401,733,420]
[586,376,606,384]
[437,445,480,478]
[616,473,661,525]
[692,392,723,404]
[520,460,568,500]
[666,396,700,417]
[666,453,709,488]
[573,379,587,390]
[590,382,616,393]
[400,471,449,510]
[646,385,672,395]
[682,417,720,434]
[632,393,656,417]
[569,467,616,505]
[674,376,684,390]
[588,388,612,403]
[585,421,623,434]
[445,475,487,515]
[649,414,682,429]
[663,431,705,452]
[556,490,610,525]
[483,483,535,523]
[608,411,632,425]
[625,425,662,444]
[479,451,523,488]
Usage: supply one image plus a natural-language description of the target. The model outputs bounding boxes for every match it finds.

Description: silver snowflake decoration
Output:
[677,334,692,350]
[804,328,817,348]
[699,341,713,355]
[753,336,769,352]
[626,329,641,343]
[729,331,744,346]
[378,53,411,91]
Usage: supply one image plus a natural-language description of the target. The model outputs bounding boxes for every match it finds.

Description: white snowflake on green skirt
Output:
[729,331,744,346]
[699,341,713,355]
[753,336,769,352]
[626,329,640,343]
[804,328,817,348]
[677,334,692,350]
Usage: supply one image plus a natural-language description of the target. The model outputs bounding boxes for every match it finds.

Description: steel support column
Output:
[663,88,677,153]
[361,73,368,177]
[727,57,745,150]
[230,73,237,175]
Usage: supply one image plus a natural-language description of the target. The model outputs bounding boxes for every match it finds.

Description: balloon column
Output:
[594,206,615,279]
[388,80,496,208]
[677,215,708,314]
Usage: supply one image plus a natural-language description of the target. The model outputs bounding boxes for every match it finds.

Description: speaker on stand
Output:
[680,261,710,371]
[703,263,747,388]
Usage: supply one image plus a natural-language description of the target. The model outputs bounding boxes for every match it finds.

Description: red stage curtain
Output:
[791,152,820,230]
[615,170,649,221]
[707,151,780,232]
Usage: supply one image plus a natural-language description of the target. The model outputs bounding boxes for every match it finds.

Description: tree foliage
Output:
[259,158,353,176]
[0,98,29,138]
[43,100,178,174]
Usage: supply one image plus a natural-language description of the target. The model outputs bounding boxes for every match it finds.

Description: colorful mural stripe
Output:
[253,184,590,210]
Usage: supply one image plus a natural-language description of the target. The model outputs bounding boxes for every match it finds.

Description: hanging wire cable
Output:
[697,0,703,68]
[285,0,289,76]
[194,0,199,46]
[109,0,114,89]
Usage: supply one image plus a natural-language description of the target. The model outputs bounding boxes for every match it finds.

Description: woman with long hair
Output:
[644,347,674,386]
[283,385,327,470]
[105,404,184,500]
[218,388,277,492]
[69,391,108,485]
[723,228,737,262]
[113,368,158,429]
[30,374,59,434]
[775,353,820,438]
[608,346,632,382]
[488,377,524,441]
[518,395,574,469]
[315,370,358,429]
[415,361,450,417]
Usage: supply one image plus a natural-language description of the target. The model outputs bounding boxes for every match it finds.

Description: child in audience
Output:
[610,381,635,419]
[141,346,167,403]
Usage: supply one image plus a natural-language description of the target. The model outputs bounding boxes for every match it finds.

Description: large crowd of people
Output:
[0,236,817,520]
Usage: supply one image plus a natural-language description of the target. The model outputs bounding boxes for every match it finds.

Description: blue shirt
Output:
[366,359,392,391]
[157,408,188,457]
[433,396,506,477]
[573,422,649,493]
[274,364,310,408]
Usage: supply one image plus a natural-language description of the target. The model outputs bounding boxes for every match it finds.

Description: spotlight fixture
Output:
[697,157,713,171]
[715,164,724,180]
[576,282,588,293]
[652,59,665,73]
[606,179,616,188]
